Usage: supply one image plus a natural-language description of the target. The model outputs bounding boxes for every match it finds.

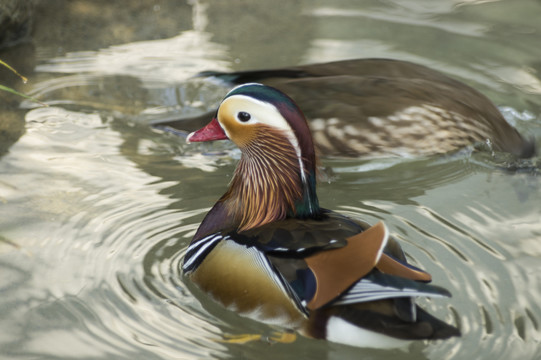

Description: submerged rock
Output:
[0,0,33,50]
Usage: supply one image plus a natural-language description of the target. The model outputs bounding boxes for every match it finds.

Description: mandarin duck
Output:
[182,83,460,348]
[158,58,535,158]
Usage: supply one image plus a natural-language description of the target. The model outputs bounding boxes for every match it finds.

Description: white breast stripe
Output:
[183,234,224,272]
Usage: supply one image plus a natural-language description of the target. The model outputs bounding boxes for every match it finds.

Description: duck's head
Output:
[188,83,320,231]
[187,83,316,168]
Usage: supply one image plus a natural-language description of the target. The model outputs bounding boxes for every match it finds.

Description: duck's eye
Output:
[237,111,251,122]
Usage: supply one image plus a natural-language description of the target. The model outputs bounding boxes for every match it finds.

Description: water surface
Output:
[1,1,541,359]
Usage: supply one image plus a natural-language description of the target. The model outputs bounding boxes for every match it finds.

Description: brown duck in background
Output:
[156,58,535,158]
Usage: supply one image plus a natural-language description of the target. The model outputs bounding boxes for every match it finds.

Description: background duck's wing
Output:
[273,76,530,157]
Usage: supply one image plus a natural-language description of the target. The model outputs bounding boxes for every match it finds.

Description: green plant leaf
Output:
[0,59,28,83]
[1,59,46,106]
[0,84,48,107]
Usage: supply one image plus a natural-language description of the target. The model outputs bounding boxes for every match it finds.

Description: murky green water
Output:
[1,1,541,359]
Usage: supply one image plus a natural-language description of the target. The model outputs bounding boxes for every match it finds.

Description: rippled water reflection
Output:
[1,1,541,359]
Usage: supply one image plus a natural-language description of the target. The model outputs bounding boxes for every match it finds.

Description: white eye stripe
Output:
[226,95,285,126]
[225,95,300,147]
